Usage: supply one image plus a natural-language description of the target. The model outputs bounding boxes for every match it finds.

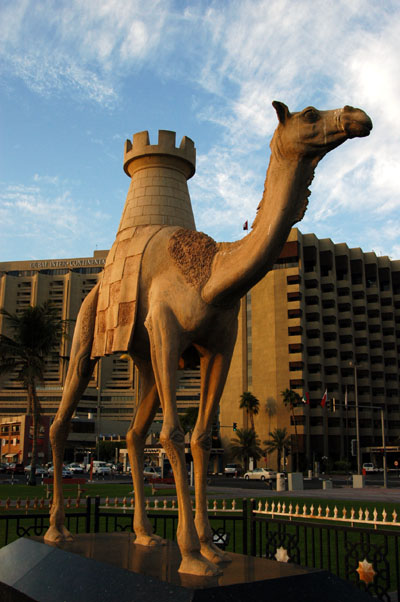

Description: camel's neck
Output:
[202,141,316,306]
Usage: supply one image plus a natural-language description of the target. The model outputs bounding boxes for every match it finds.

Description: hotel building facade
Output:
[1,229,400,468]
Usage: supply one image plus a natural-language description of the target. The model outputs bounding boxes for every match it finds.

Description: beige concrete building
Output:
[220,229,400,471]
[2,228,400,470]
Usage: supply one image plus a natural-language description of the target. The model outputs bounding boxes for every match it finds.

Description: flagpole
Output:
[350,361,361,475]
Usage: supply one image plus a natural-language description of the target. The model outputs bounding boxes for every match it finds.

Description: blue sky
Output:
[1,0,400,262]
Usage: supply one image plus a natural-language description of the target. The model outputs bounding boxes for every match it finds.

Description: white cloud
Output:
[0,176,112,260]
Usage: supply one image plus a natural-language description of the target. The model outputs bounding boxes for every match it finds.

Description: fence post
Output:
[242,498,248,555]
[250,498,257,557]
[85,496,92,533]
[94,496,100,533]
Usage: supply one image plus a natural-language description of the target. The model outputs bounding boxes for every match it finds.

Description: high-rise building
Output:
[219,228,400,470]
[1,228,400,469]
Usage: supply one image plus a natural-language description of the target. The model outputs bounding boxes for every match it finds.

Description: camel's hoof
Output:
[44,525,73,543]
[200,542,232,564]
[178,552,222,576]
[134,533,166,547]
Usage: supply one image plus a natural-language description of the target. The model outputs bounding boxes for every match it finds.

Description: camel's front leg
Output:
[44,284,98,543]
[146,308,220,577]
[126,358,165,546]
[191,338,236,564]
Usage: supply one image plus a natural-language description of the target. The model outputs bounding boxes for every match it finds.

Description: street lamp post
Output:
[380,406,388,488]
[350,361,361,475]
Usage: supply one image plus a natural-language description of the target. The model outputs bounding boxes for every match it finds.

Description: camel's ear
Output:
[272,101,290,124]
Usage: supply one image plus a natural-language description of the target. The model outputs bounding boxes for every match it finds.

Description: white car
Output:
[244,467,277,481]
[362,463,378,473]
[24,465,47,476]
[47,465,72,478]
[143,466,162,479]
[67,463,84,474]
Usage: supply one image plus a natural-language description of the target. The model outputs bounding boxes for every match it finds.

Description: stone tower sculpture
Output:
[45,101,372,578]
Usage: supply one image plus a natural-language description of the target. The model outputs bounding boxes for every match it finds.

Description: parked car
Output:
[24,465,48,476]
[6,463,24,474]
[88,461,111,475]
[362,463,378,473]
[47,465,72,478]
[143,465,162,480]
[243,468,277,481]
[224,464,242,476]
[67,463,84,474]
[0,463,7,473]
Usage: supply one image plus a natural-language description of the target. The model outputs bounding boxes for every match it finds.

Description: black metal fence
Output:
[250,500,400,601]
[1,496,399,601]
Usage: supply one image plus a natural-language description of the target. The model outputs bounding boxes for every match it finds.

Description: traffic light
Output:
[233,422,237,431]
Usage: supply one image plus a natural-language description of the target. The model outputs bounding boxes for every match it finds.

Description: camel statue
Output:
[44,101,372,577]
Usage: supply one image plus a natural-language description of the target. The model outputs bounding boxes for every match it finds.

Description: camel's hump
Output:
[168,228,218,289]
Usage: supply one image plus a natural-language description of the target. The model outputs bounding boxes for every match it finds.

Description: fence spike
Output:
[302,504,307,516]
[325,505,330,517]
[154,499,159,509]
[5,497,10,510]
[232,499,236,510]
[122,497,127,508]
[145,498,150,509]
[282,503,286,514]
[288,503,293,514]
[317,505,322,517]
[365,508,370,521]
[295,504,299,515]
[130,497,134,508]
[16,497,21,510]
[40,498,45,509]
[105,496,109,507]
[310,504,314,516]
[358,508,363,520]
[392,509,397,523]
[334,506,338,519]
[342,507,347,518]
[114,497,118,507]
[382,509,387,522]
[213,500,217,511]
[172,499,176,509]
[163,499,167,509]
[258,500,262,512]
[277,502,281,513]
[265,500,269,512]
[222,499,226,511]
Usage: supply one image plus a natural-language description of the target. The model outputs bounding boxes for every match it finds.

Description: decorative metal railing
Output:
[250,500,400,602]
[255,499,400,530]
[1,494,400,600]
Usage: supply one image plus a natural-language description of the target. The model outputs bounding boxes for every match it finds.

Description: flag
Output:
[321,389,327,408]
[344,386,348,408]
[302,392,310,405]
[243,220,248,230]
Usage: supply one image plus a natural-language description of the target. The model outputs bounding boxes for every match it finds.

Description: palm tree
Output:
[180,406,199,434]
[0,303,67,485]
[281,388,302,471]
[239,391,260,430]
[264,428,291,472]
[265,396,277,435]
[230,427,262,471]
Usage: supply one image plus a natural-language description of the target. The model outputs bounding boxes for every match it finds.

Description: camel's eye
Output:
[302,108,319,123]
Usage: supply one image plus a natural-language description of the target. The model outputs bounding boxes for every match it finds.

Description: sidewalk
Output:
[205,484,400,504]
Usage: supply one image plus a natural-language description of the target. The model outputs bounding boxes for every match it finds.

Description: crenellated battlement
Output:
[123,130,196,179]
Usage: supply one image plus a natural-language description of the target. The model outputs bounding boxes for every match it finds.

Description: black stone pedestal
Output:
[0,533,373,601]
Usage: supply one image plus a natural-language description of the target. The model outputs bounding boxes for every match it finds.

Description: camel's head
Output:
[271,101,372,163]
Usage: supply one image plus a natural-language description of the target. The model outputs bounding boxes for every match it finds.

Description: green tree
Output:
[0,303,67,485]
[230,427,263,471]
[239,391,260,430]
[281,388,302,471]
[180,406,199,434]
[264,427,291,472]
[265,396,277,435]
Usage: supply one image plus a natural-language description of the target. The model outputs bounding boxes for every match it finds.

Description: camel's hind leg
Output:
[191,334,236,564]
[126,358,165,546]
[146,307,220,576]
[44,284,99,543]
